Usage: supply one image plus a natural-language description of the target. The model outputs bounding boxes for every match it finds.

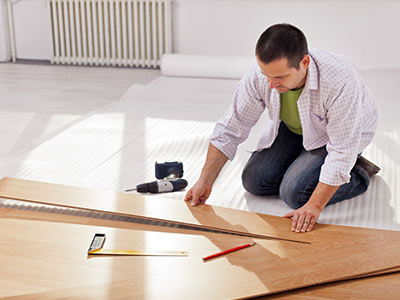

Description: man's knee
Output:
[241,165,263,195]
[241,164,279,195]
[279,149,325,209]
[279,178,307,209]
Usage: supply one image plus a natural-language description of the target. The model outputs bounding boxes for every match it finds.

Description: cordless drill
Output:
[125,161,188,193]
[125,178,188,193]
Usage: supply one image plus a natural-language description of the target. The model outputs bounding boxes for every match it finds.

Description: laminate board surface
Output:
[0,210,312,299]
[5,271,400,300]
[2,177,400,246]
[258,271,400,300]
[2,179,400,298]
[1,210,400,300]
[0,177,309,243]
[0,208,400,300]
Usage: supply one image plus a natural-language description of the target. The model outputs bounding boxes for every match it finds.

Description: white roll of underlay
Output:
[160,54,255,79]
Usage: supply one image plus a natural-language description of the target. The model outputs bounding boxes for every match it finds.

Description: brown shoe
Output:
[356,156,381,177]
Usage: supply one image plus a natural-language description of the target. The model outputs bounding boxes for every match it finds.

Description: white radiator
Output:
[48,0,172,68]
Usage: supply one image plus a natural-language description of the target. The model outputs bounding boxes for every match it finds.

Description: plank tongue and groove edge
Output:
[0,177,309,243]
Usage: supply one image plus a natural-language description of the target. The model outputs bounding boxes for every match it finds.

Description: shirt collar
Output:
[304,54,319,91]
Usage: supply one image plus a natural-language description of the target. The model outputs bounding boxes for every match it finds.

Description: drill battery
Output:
[155,161,184,179]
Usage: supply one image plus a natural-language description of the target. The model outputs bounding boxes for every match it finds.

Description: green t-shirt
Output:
[280,87,304,135]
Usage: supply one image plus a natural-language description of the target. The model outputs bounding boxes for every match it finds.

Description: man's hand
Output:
[283,203,322,233]
[184,178,212,206]
[283,182,339,233]
[184,143,228,207]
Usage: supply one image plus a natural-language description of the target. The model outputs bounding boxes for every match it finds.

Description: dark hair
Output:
[255,24,308,69]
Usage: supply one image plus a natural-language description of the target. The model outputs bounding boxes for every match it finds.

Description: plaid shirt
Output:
[210,49,378,186]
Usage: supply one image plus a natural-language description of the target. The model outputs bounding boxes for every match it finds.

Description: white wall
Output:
[2,0,400,69]
[173,0,400,69]
[12,0,52,60]
[0,0,10,61]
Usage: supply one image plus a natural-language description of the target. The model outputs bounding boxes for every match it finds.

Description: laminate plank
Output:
[1,208,400,299]
[4,207,400,278]
[0,177,309,243]
[258,271,400,299]
[0,213,310,299]
[2,177,400,247]
[4,271,400,300]
[0,178,400,297]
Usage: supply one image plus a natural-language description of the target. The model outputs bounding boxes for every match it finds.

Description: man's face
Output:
[256,55,310,94]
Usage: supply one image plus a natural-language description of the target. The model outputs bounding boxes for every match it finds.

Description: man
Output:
[184,24,379,233]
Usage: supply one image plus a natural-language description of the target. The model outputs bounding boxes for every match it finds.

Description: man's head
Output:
[256,24,310,93]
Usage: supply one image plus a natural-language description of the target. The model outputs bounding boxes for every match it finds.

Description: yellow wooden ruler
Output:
[88,248,188,256]
[87,233,188,256]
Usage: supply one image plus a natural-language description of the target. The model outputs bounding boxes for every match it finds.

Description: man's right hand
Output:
[184,143,229,206]
[184,178,212,206]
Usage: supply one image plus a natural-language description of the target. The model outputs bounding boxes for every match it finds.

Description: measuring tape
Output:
[87,233,188,256]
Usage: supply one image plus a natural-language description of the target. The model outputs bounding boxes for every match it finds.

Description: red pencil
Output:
[202,242,256,261]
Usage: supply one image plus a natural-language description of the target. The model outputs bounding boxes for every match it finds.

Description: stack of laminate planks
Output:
[0,177,399,299]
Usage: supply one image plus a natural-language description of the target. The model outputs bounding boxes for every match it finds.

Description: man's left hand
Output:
[283,204,322,233]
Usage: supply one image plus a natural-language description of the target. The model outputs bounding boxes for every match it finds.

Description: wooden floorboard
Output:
[257,271,400,299]
[0,63,160,160]
[1,211,400,299]
[0,210,399,299]
[3,270,400,300]
[2,178,400,298]
[0,177,310,243]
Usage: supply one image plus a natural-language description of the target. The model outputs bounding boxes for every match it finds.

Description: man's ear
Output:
[302,55,310,69]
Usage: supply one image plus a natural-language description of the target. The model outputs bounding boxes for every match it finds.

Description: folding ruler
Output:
[87,233,188,256]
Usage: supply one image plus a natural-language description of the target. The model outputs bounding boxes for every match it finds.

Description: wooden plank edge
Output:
[3,266,400,300]
[246,265,400,299]
[0,177,310,244]
[0,195,310,245]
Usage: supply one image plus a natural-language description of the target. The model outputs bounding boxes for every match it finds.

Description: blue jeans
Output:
[242,122,370,209]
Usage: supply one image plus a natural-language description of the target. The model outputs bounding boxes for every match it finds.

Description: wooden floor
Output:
[2,178,400,299]
[0,63,160,159]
